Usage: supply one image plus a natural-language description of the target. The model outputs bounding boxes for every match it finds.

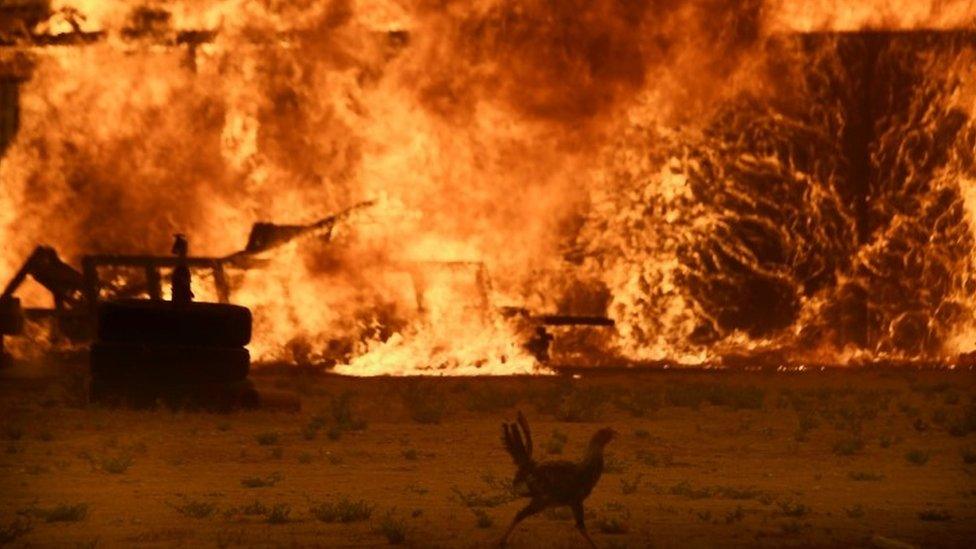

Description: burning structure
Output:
[1,1,975,374]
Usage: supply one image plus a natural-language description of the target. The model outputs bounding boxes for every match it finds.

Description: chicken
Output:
[500,411,617,547]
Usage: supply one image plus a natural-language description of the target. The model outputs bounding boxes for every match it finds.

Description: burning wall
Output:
[1,1,975,372]
[581,30,976,364]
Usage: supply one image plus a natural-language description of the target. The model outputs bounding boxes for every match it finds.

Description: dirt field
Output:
[1,363,974,548]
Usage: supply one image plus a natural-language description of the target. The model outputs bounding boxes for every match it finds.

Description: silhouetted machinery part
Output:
[97,300,251,347]
[0,296,23,362]
[90,300,255,409]
[90,343,250,383]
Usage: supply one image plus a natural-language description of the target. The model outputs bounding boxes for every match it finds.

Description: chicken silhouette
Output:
[500,411,617,547]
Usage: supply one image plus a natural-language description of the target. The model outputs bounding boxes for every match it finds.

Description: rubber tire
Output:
[97,299,252,347]
[90,342,250,385]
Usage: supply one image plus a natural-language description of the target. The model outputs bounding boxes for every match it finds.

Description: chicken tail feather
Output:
[501,412,533,468]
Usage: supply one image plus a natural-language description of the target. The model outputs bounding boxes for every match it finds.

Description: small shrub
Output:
[614,390,661,417]
[473,509,493,528]
[556,387,605,422]
[255,432,280,446]
[879,434,895,448]
[777,500,809,518]
[216,422,231,432]
[848,471,884,482]
[832,437,864,456]
[634,429,650,439]
[725,506,745,523]
[961,447,976,464]
[266,504,291,524]
[101,454,134,474]
[544,507,573,521]
[241,472,282,488]
[668,481,712,499]
[845,505,865,518]
[32,503,89,523]
[301,423,318,441]
[172,500,216,519]
[406,483,428,495]
[331,392,368,431]
[309,498,373,523]
[545,431,566,455]
[664,382,764,410]
[918,509,951,521]
[402,449,419,461]
[403,384,446,424]
[715,486,763,500]
[637,450,674,468]
[603,456,627,474]
[595,515,628,534]
[780,520,803,534]
[298,452,314,464]
[798,414,819,433]
[620,475,642,495]
[451,487,513,508]
[375,511,407,544]
[947,405,976,437]
[0,517,31,543]
[241,500,269,516]
[905,449,930,466]
[2,426,24,441]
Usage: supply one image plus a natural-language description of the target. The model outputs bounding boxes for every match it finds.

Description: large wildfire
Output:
[1,0,975,374]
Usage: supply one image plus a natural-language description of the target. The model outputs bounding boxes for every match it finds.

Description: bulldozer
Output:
[0,201,375,363]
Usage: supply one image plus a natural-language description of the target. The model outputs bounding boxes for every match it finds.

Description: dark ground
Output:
[1,362,974,548]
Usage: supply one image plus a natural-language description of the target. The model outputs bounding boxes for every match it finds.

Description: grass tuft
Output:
[848,471,884,482]
[101,454,134,474]
[620,475,642,495]
[845,505,865,518]
[918,508,951,521]
[172,500,216,519]
[595,515,628,534]
[241,472,282,488]
[473,509,493,529]
[266,504,291,524]
[777,500,810,518]
[0,517,31,543]
[255,432,280,446]
[331,392,368,432]
[374,510,407,545]
[832,437,864,456]
[403,383,447,424]
[905,449,930,466]
[309,498,374,523]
